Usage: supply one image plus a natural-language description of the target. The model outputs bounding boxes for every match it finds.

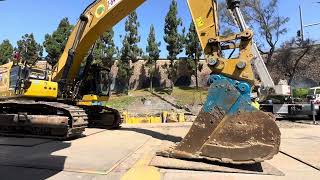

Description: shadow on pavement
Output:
[200,159,263,172]
[151,156,284,176]
[0,139,71,180]
[119,128,183,143]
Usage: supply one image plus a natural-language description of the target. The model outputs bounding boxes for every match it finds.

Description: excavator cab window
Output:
[79,65,111,97]
[9,66,21,89]
[9,66,29,88]
[9,65,30,93]
[9,65,48,92]
[28,68,47,80]
[95,68,111,96]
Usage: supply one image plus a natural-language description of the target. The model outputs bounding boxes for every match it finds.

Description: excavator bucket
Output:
[159,75,281,164]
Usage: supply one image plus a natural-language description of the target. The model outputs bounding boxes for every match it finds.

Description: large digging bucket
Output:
[159,75,281,164]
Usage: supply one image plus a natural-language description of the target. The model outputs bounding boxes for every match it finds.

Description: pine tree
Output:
[93,29,116,68]
[117,11,142,93]
[163,0,184,91]
[146,25,161,92]
[117,36,133,94]
[0,40,13,65]
[43,18,73,66]
[17,33,43,65]
[185,22,203,89]
[124,11,142,63]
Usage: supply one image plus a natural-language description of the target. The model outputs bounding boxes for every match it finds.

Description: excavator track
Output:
[0,100,88,139]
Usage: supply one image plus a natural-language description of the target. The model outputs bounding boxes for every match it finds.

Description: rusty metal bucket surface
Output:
[159,75,280,164]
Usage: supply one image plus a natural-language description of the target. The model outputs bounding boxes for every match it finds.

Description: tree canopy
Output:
[243,0,289,66]
[93,29,117,68]
[163,0,184,91]
[0,40,13,65]
[273,37,315,85]
[185,22,203,89]
[43,17,73,66]
[17,33,43,65]
[146,25,161,65]
[117,11,142,93]
[122,11,142,63]
[146,24,161,91]
[220,0,289,67]
[164,0,183,61]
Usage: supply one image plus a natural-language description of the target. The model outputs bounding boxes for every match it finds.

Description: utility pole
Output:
[299,2,320,42]
[299,5,305,42]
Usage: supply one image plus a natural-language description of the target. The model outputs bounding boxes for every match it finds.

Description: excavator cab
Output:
[74,61,120,129]
[79,65,112,98]
[0,62,56,99]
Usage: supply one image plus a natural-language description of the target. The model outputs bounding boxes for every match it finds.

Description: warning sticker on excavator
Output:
[196,17,204,28]
[108,0,122,10]
[95,4,106,18]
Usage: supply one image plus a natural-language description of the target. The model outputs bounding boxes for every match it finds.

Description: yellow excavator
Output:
[0,0,280,164]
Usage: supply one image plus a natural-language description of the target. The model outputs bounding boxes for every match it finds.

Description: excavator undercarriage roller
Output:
[159,75,281,164]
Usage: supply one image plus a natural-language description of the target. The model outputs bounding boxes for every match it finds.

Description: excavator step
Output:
[158,75,281,164]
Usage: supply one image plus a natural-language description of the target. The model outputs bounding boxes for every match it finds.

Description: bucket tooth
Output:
[158,75,281,164]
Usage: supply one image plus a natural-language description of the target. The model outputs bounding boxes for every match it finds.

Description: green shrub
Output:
[292,88,309,98]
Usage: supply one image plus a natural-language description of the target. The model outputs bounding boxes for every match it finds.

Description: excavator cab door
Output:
[94,66,112,97]
[9,65,29,94]
[78,65,112,98]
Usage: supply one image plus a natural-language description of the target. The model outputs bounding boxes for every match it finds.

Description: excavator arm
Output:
[51,0,145,82]
[50,0,280,164]
[188,0,274,90]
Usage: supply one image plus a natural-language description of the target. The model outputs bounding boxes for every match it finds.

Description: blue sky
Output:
[0,0,319,58]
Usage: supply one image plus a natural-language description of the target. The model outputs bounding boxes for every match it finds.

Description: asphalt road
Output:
[0,121,319,180]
